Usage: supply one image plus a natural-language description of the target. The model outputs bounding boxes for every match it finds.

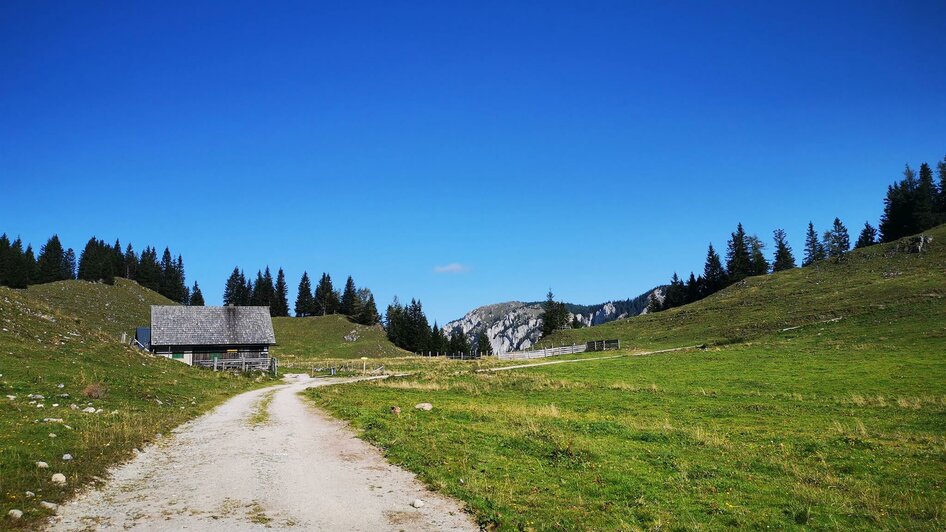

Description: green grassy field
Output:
[0,280,267,529]
[272,314,411,369]
[307,227,946,530]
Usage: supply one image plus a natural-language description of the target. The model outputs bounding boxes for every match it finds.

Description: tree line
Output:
[384,297,492,356]
[0,233,197,304]
[650,156,946,313]
[223,267,380,324]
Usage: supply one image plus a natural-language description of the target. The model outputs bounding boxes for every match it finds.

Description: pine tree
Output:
[23,244,38,285]
[385,297,404,346]
[239,270,252,306]
[63,248,76,280]
[916,162,938,230]
[448,329,471,356]
[124,243,138,279]
[823,217,850,259]
[747,235,769,276]
[702,243,728,295]
[803,222,826,266]
[358,292,380,325]
[405,299,431,353]
[314,273,339,315]
[251,270,266,305]
[159,248,177,299]
[855,222,878,249]
[6,238,29,288]
[684,272,701,303]
[540,289,569,336]
[112,240,125,280]
[37,235,69,283]
[937,156,946,221]
[272,268,290,317]
[294,272,315,316]
[224,267,243,306]
[136,247,162,292]
[190,282,205,306]
[646,291,662,313]
[429,323,448,354]
[880,165,920,242]
[726,223,752,282]
[0,234,10,287]
[340,276,359,316]
[771,229,796,272]
[475,330,493,356]
[662,273,686,310]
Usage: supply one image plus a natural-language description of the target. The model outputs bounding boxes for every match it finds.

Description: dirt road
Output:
[50,375,476,531]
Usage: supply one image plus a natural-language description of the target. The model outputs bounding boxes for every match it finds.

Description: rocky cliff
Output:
[443,288,661,354]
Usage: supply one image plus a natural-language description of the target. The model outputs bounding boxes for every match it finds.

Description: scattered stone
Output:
[48,433,56,438]
[28,394,44,400]
[43,418,64,423]
[51,473,66,485]
[155,398,163,405]
[36,403,44,408]
[5,395,14,400]
[36,461,49,469]
[390,406,401,416]
[57,383,65,388]
[40,501,58,511]
[414,402,433,411]
[82,407,96,413]
[7,509,22,520]
[25,491,34,498]
[62,454,73,461]
[412,499,425,508]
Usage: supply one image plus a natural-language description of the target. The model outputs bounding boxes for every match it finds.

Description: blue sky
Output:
[2,1,945,324]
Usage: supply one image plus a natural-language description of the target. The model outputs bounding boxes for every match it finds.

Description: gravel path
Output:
[49,375,476,531]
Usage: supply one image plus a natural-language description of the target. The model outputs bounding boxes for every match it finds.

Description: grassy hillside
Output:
[0,281,265,529]
[540,224,946,351]
[25,278,174,340]
[272,315,410,368]
[306,228,946,530]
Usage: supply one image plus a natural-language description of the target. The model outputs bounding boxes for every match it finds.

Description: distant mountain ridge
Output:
[443,288,661,353]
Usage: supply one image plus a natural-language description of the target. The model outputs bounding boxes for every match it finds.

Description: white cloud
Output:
[433,263,470,274]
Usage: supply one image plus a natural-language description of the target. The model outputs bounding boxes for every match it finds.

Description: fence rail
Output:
[193,356,277,374]
[497,339,620,361]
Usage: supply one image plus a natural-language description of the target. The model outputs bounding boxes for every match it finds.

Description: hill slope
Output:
[305,227,946,530]
[541,225,946,350]
[272,315,410,365]
[0,281,262,528]
[25,278,174,340]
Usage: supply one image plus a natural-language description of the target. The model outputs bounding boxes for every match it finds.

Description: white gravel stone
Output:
[412,499,425,508]
[62,454,73,461]
[7,509,23,519]
[51,473,66,485]
[36,461,49,469]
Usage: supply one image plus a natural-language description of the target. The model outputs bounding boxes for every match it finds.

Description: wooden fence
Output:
[497,339,620,361]
[194,356,278,374]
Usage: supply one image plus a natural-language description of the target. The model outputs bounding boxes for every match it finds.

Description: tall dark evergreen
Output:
[250,267,275,308]
[340,276,360,316]
[448,329,471,356]
[223,267,243,306]
[136,247,162,292]
[78,237,114,284]
[803,222,826,266]
[916,162,938,230]
[429,323,448,354]
[539,289,570,337]
[938,156,946,220]
[111,240,125,282]
[23,245,37,285]
[36,235,70,283]
[855,222,878,249]
[662,273,686,310]
[725,223,752,281]
[63,248,76,280]
[823,217,850,259]
[684,272,702,304]
[771,229,796,272]
[189,282,205,306]
[702,243,728,295]
[5,238,29,288]
[475,330,493,355]
[747,235,769,276]
[294,271,315,317]
[0,234,11,286]
[357,292,380,325]
[384,297,404,347]
[272,268,290,317]
[313,273,339,315]
[880,165,921,242]
[123,244,138,279]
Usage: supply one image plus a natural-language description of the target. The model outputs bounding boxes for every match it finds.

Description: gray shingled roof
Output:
[150,306,276,346]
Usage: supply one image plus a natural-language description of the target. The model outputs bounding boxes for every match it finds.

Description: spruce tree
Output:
[190,282,205,306]
[358,292,380,325]
[63,248,76,280]
[0,234,10,286]
[294,272,314,317]
[239,270,252,306]
[136,247,162,292]
[684,272,701,303]
[112,240,125,280]
[916,162,937,230]
[475,330,493,356]
[702,243,728,295]
[823,217,850,259]
[662,273,686,310]
[540,290,569,336]
[880,165,920,242]
[937,156,946,221]
[448,329,471,356]
[429,323,448,354]
[771,229,796,272]
[747,235,769,276]
[340,276,359,316]
[24,244,38,285]
[855,222,878,249]
[223,267,243,306]
[384,297,404,346]
[803,222,826,266]
[37,235,68,283]
[405,299,431,353]
[251,270,266,305]
[6,238,29,288]
[124,244,138,279]
[272,268,290,317]
[314,273,338,315]
[725,223,752,281]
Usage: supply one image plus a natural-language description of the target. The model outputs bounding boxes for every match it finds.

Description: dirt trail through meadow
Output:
[49,375,476,531]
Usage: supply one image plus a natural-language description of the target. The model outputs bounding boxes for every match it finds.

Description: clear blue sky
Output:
[2,1,944,324]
